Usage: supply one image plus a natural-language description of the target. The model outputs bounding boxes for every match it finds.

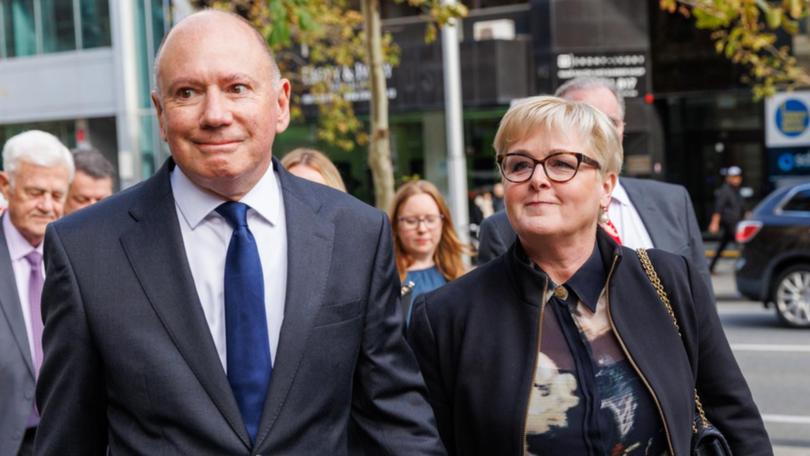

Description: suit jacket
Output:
[35,159,445,455]
[408,231,771,455]
[0,215,36,455]
[477,177,712,290]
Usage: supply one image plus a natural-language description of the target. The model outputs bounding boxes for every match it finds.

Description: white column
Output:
[441,0,470,257]
[109,0,142,188]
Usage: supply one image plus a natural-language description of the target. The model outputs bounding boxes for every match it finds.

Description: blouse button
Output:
[553,286,568,300]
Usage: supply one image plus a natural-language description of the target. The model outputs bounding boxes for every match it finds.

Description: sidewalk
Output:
[709,258,742,302]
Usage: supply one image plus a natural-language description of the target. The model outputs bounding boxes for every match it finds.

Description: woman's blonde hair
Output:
[493,95,623,175]
[281,148,347,192]
[389,180,467,282]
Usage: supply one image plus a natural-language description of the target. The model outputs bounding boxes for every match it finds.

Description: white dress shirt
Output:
[608,180,654,250]
[2,214,44,364]
[171,165,288,370]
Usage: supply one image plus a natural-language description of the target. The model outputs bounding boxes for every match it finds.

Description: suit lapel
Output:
[0,217,35,378]
[621,178,666,248]
[255,162,335,447]
[118,161,251,448]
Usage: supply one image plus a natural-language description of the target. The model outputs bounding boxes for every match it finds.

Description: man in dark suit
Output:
[478,78,710,290]
[0,130,73,456]
[35,11,443,455]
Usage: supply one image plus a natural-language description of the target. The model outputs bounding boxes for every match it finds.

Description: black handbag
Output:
[637,248,732,456]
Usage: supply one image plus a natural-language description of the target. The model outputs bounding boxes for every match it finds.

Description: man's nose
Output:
[200,89,233,128]
[36,194,57,214]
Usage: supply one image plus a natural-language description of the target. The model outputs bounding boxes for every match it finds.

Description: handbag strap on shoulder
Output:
[636,248,712,432]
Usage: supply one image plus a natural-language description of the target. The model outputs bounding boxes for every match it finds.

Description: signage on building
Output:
[765,91,810,147]
[299,62,396,106]
[552,52,649,98]
[767,148,810,175]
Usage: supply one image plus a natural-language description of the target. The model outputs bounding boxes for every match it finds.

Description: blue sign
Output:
[775,99,810,137]
[778,153,795,172]
[769,148,810,176]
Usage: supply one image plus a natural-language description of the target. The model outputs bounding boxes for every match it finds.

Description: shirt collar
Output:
[2,213,42,261]
[610,179,631,207]
[563,241,607,313]
[170,163,281,229]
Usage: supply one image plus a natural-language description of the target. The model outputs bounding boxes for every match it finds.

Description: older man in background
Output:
[0,130,73,456]
[64,148,115,215]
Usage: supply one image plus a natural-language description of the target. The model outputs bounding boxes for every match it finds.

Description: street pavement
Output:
[711,258,810,455]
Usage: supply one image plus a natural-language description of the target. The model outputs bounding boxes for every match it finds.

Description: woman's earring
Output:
[598,206,609,224]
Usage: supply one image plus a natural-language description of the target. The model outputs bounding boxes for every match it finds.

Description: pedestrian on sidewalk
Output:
[709,165,745,274]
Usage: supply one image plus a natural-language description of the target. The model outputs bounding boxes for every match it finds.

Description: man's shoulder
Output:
[283,175,381,222]
[480,209,511,231]
[53,178,153,236]
[621,177,689,204]
[622,176,687,195]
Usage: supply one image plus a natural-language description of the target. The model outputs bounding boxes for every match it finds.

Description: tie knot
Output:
[25,250,42,268]
[216,201,250,229]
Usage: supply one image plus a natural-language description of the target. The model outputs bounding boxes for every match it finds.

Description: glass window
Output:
[40,0,76,53]
[3,0,36,57]
[783,189,810,213]
[80,0,110,48]
[150,0,166,55]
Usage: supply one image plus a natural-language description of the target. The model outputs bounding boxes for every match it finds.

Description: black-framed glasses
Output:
[497,151,601,184]
[397,214,444,230]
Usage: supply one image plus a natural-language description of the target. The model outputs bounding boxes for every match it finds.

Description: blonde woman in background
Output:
[389,180,467,325]
[281,147,347,192]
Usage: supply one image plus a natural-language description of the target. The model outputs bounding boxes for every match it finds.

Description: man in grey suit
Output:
[478,78,711,289]
[35,11,443,455]
[0,130,73,456]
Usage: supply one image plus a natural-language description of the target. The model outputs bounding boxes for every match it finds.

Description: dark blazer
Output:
[0,215,36,455]
[408,231,771,456]
[477,178,711,292]
[35,159,445,455]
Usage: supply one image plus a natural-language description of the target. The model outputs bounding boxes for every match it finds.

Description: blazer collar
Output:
[254,160,335,448]
[619,177,664,247]
[0,215,35,377]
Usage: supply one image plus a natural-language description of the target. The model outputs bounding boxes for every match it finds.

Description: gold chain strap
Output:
[636,248,711,432]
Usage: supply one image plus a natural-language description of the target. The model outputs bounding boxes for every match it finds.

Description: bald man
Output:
[35,11,443,455]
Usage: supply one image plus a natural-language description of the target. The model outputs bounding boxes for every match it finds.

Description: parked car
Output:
[735,181,810,327]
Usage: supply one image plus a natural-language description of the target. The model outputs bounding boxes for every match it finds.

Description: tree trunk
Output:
[362,0,395,211]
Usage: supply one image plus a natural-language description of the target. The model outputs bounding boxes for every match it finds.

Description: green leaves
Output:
[662,0,810,98]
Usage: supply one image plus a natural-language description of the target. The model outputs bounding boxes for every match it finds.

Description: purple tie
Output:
[25,250,44,376]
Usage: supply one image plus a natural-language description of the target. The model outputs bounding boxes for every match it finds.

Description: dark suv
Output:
[735,182,810,327]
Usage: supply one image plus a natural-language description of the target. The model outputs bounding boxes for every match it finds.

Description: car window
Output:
[783,188,810,212]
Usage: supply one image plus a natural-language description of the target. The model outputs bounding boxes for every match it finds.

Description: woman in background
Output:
[281,147,347,192]
[389,180,467,324]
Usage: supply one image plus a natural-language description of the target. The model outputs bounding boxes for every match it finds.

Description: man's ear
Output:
[274,79,292,134]
[151,91,167,141]
[0,171,11,201]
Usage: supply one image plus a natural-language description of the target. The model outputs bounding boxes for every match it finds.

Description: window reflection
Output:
[41,0,76,53]
[3,0,36,57]
[81,0,110,48]
[0,0,110,56]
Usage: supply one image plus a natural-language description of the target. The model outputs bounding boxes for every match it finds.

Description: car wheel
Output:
[773,265,810,328]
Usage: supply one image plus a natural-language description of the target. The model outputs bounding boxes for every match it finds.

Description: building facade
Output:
[2,0,807,226]
[0,0,190,188]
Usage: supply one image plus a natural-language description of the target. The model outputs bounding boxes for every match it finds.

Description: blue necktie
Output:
[217,201,271,443]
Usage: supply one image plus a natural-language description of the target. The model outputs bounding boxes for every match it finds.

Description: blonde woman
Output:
[406,97,769,455]
[281,148,347,192]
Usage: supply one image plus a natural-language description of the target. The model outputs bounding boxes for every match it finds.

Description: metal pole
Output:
[440,0,470,259]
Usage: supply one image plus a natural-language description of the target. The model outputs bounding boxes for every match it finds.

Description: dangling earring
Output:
[598,206,609,224]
